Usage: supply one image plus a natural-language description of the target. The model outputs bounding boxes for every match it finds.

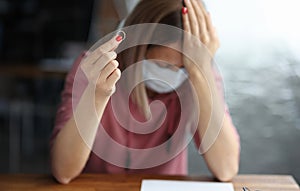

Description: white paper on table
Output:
[140,179,234,191]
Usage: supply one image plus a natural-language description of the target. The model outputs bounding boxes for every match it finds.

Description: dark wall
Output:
[0,0,94,173]
[0,0,93,63]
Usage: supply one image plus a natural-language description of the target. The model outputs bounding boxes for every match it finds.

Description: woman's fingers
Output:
[100,60,119,80]
[96,34,123,54]
[106,67,121,88]
[84,34,123,65]
[197,1,214,34]
[80,32,125,97]
[184,0,200,37]
[183,0,218,45]
[93,51,117,75]
[206,13,217,42]
[186,1,219,47]
[196,1,219,50]
[192,0,209,44]
[182,7,191,33]
[95,60,121,95]
[182,0,220,65]
[206,13,218,43]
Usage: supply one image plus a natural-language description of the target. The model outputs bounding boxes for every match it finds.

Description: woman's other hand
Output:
[182,0,220,72]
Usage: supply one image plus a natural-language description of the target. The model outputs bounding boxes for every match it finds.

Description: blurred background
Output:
[0,0,299,183]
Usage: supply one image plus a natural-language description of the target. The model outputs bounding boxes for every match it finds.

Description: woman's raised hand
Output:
[182,0,219,71]
[81,35,123,98]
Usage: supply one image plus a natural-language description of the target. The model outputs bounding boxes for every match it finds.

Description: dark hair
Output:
[149,11,183,48]
[117,0,184,118]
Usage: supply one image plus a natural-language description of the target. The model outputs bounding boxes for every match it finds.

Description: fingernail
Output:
[116,35,123,42]
[182,7,188,14]
[116,30,126,42]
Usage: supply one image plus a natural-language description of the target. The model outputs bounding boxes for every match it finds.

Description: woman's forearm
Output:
[51,85,110,184]
[190,68,240,181]
[202,115,240,182]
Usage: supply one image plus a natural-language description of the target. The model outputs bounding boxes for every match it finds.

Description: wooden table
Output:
[0,174,299,191]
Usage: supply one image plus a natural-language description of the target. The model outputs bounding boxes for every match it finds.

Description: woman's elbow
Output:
[51,164,75,184]
[50,153,79,184]
[215,162,239,182]
[54,175,72,185]
[52,168,75,184]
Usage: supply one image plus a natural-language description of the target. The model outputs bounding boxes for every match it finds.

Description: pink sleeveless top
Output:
[50,52,239,175]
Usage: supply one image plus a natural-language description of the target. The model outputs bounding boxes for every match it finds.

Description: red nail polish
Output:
[182,7,188,14]
[116,35,123,42]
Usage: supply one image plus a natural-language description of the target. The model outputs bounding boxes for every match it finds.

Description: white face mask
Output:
[142,60,188,93]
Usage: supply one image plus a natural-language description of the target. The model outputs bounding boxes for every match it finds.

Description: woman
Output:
[50,0,240,184]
